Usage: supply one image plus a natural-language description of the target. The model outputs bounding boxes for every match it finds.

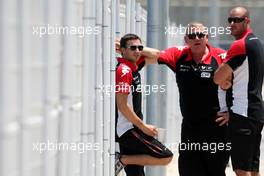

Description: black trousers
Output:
[228,113,263,172]
[178,119,230,176]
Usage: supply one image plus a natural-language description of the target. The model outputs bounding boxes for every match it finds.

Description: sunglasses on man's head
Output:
[127,45,144,51]
[187,32,206,40]
[228,17,245,24]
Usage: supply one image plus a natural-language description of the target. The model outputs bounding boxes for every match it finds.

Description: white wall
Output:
[0,1,148,176]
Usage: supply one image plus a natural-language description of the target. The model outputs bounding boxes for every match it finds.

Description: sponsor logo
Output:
[121,66,130,77]
[201,72,211,78]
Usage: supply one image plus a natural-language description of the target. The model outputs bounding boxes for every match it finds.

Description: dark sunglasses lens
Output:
[138,46,144,51]
[188,33,205,39]
[197,33,205,39]
[188,33,196,39]
[228,17,245,23]
[129,45,143,51]
[130,46,137,50]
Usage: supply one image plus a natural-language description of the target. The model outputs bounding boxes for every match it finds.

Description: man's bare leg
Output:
[234,169,251,176]
[120,154,172,166]
[251,171,260,176]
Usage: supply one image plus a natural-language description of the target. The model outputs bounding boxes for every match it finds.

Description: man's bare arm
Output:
[214,63,233,87]
[116,92,157,137]
[116,39,160,66]
[141,47,160,65]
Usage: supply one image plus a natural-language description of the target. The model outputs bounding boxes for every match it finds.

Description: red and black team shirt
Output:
[224,28,264,123]
[158,44,227,123]
[115,57,145,137]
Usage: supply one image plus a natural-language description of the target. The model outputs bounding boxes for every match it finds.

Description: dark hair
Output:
[120,33,141,48]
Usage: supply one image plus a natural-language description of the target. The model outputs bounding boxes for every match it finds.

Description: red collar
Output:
[240,28,253,39]
[117,58,138,72]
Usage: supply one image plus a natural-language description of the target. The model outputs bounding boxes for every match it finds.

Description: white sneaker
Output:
[115,152,124,176]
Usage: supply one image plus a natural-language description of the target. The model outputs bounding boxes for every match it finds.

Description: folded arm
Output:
[214,63,233,89]
[141,47,160,65]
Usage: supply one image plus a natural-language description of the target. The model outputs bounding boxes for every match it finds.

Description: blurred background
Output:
[0,0,263,176]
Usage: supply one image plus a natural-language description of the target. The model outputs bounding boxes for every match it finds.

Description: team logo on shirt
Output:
[121,66,130,77]
[201,72,211,78]
[200,66,213,72]
[133,75,140,84]
[218,53,227,60]
[179,64,191,72]
[176,46,187,51]
[249,37,258,40]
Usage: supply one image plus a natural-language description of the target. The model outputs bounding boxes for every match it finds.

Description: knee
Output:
[234,169,251,176]
[160,156,173,165]
[252,172,260,176]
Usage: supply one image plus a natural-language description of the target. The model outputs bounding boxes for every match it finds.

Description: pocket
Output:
[235,128,252,135]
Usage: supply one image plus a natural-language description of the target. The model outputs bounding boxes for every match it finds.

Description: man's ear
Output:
[120,48,126,55]
[244,17,250,24]
[204,34,209,42]
[184,36,188,44]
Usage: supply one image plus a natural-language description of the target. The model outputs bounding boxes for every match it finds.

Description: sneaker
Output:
[115,152,124,176]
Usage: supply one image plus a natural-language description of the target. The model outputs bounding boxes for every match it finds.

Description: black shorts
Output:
[228,113,263,172]
[179,119,230,176]
[118,128,173,176]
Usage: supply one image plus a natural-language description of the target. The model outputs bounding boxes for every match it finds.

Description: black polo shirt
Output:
[158,45,227,123]
[224,28,264,123]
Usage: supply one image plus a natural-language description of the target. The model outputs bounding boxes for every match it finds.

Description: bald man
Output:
[214,6,264,176]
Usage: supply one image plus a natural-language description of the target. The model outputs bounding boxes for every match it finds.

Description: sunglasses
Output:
[187,32,206,40]
[127,45,144,51]
[228,17,245,24]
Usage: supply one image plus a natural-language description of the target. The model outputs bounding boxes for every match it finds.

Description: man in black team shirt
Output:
[214,6,264,176]
[115,33,173,176]
[141,22,230,176]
